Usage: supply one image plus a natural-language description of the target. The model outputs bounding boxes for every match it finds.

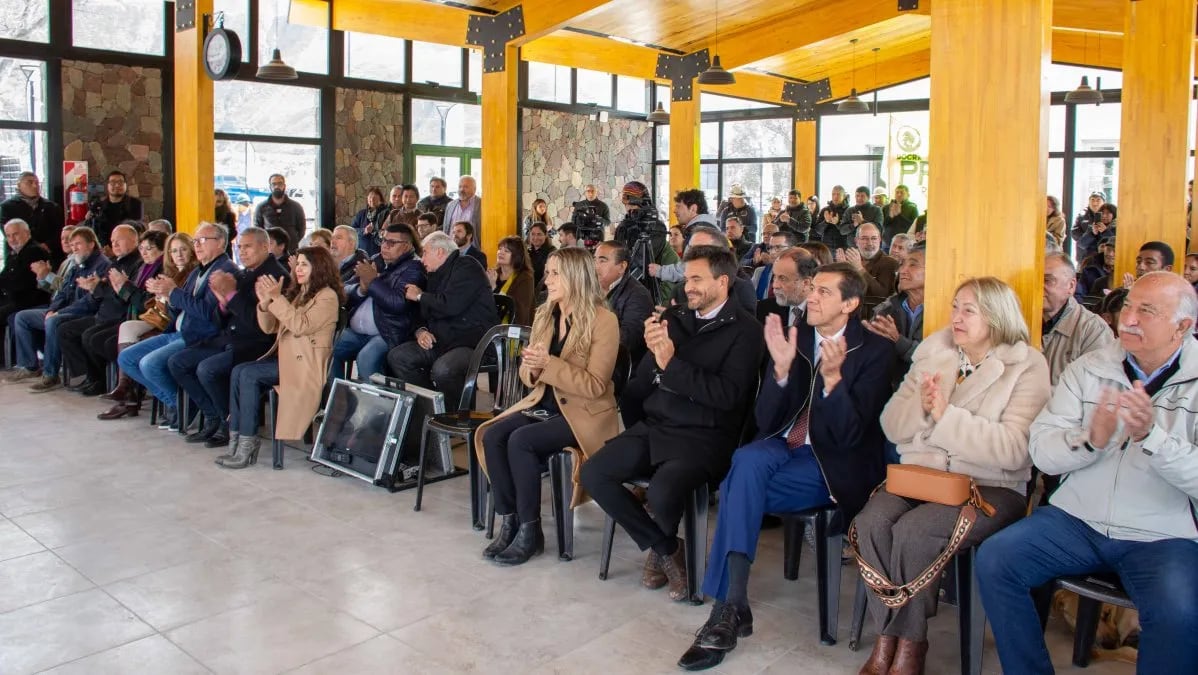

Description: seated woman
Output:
[98,232,197,419]
[525,222,555,290]
[487,236,535,325]
[522,198,554,239]
[474,247,620,565]
[218,246,343,468]
[853,277,1051,675]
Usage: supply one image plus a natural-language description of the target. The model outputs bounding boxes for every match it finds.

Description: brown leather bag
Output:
[849,464,997,609]
[139,298,170,332]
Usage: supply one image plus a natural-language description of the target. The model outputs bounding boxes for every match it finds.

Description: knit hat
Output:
[621,181,648,201]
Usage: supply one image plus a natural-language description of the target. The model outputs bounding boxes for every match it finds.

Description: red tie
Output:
[786,407,809,449]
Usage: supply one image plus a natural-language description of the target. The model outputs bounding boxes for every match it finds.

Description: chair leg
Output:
[783,517,805,581]
[956,550,986,675]
[150,397,160,426]
[549,453,574,561]
[177,387,189,436]
[485,482,496,539]
[849,575,868,651]
[1072,595,1102,668]
[468,432,485,530]
[686,483,709,605]
[267,390,282,469]
[598,514,616,580]
[815,511,841,646]
[414,419,433,512]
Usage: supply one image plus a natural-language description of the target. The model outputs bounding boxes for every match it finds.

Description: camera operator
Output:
[581,184,611,223]
[614,181,676,303]
[84,170,144,250]
[716,184,758,243]
[567,197,608,250]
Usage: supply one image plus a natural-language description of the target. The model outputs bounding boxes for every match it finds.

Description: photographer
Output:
[581,184,611,223]
[614,181,677,303]
[84,170,144,249]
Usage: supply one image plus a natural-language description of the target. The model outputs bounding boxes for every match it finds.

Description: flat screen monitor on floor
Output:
[368,374,452,480]
[310,378,415,484]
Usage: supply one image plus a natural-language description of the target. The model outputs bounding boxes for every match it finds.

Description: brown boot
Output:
[100,373,133,401]
[97,401,139,420]
[887,638,928,675]
[659,541,689,602]
[859,635,898,675]
[642,550,667,589]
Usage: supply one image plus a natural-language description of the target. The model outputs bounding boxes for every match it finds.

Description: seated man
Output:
[660,224,756,314]
[750,229,800,301]
[451,220,488,269]
[331,224,369,285]
[755,247,817,327]
[580,246,764,603]
[0,219,51,350]
[1093,240,1173,293]
[266,226,291,272]
[1041,252,1115,385]
[595,239,654,366]
[388,231,496,404]
[333,223,425,380]
[414,212,439,243]
[6,226,110,390]
[558,223,580,249]
[168,227,287,446]
[836,222,897,302]
[677,262,893,670]
[865,244,927,387]
[117,222,236,429]
[978,271,1198,675]
[725,217,752,260]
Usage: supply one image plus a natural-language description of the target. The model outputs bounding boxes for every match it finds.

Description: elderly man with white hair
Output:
[0,218,51,356]
[330,224,368,285]
[978,271,1198,675]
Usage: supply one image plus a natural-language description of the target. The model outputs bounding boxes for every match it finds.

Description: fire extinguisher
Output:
[66,175,89,226]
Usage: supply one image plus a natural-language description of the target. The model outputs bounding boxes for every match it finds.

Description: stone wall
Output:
[334,88,405,225]
[61,60,164,219]
[520,108,653,224]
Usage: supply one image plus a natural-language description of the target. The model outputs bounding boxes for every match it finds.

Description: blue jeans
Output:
[332,328,388,380]
[977,505,1198,675]
[701,438,832,602]
[228,359,280,437]
[167,346,228,420]
[14,308,75,376]
[118,332,185,406]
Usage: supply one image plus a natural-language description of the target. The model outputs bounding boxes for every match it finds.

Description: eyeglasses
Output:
[193,236,219,246]
[767,244,788,251]
[381,238,411,248]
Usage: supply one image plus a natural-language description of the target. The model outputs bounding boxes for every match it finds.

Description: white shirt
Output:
[778,321,849,446]
[788,301,807,328]
[696,300,728,321]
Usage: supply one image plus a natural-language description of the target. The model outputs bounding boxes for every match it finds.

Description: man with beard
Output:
[756,247,817,327]
[866,245,927,385]
[774,189,811,241]
[581,184,611,224]
[0,172,63,264]
[416,177,451,228]
[83,170,143,249]
[882,185,919,246]
[253,173,306,250]
[837,222,898,300]
[717,184,758,243]
[451,221,488,269]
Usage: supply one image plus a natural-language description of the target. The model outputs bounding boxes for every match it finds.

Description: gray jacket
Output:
[1030,340,1198,543]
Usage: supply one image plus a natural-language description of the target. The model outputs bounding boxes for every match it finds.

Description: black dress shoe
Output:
[78,380,107,397]
[65,378,91,392]
[204,427,230,448]
[185,418,220,443]
[677,641,726,671]
[696,601,753,651]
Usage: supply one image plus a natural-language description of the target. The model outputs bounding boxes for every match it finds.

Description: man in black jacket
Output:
[0,218,51,351]
[83,170,143,249]
[844,185,884,234]
[331,225,369,286]
[253,174,306,250]
[415,177,451,229]
[168,227,287,445]
[389,232,498,405]
[677,262,894,671]
[755,247,817,327]
[1,172,64,264]
[581,245,764,604]
[595,239,653,365]
[775,190,811,242]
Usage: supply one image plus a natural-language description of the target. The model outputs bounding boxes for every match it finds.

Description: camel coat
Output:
[257,287,340,440]
[881,327,1052,492]
[475,306,621,507]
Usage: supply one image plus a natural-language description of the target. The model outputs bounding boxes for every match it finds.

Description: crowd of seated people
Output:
[3,171,1197,675]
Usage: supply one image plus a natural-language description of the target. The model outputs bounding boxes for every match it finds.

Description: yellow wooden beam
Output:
[291,0,471,46]
[668,96,701,224]
[522,32,658,79]
[794,121,816,199]
[174,0,214,235]
[515,0,616,45]
[822,49,931,101]
[1115,0,1194,278]
[480,47,519,257]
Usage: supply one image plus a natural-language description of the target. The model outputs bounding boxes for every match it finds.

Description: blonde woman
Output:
[853,277,1051,675]
[474,247,621,565]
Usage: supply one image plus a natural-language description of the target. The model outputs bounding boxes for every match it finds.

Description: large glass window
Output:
[258,0,328,75]
[1072,157,1119,211]
[722,119,792,159]
[215,140,319,235]
[818,160,879,207]
[72,0,166,55]
[345,32,405,83]
[655,125,669,159]
[0,129,48,196]
[468,49,482,94]
[656,85,671,112]
[700,122,719,160]
[654,164,670,215]
[1048,105,1066,153]
[411,98,481,148]
[700,93,776,112]
[527,61,571,104]
[819,113,891,156]
[1075,102,1120,152]
[875,78,930,102]
[576,68,612,107]
[616,76,647,114]
[214,80,320,138]
[0,0,50,42]
[0,59,47,123]
[213,0,249,62]
[411,41,462,87]
[723,163,792,214]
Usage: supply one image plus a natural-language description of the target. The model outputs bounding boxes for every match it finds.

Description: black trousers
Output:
[57,315,95,380]
[482,412,577,523]
[579,422,711,553]
[59,316,120,382]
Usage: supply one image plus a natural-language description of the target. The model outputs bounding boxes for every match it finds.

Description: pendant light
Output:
[697,0,736,85]
[1064,33,1103,105]
[646,101,670,124]
[836,39,870,113]
[257,0,298,80]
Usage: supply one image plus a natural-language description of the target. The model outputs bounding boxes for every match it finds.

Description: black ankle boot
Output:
[483,514,520,560]
[493,519,544,565]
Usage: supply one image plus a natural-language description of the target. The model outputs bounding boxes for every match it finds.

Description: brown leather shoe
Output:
[642,550,667,589]
[887,638,928,675]
[97,402,139,420]
[100,374,132,401]
[859,635,898,675]
[659,541,689,602]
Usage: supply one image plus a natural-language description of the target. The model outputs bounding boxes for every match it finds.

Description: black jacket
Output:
[463,245,488,270]
[844,202,884,229]
[622,300,764,477]
[253,197,306,251]
[346,251,427,349]
[339,249,370,285]
[755,297,793,326]
[203,256,289,364]
[90,250,144,324]
[0,241,50,309]
[1,196,65,265]
[528,243,555,288]
[717,203,759,243]
[416,194,452,228]
[753,318,893,523]
[607,275,654,366]
[416,250,498,353]
[871,292,924,388]
[776,205,812,240]
[85,197,143,247]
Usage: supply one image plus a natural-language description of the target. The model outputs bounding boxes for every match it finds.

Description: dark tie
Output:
[785,338,822,448]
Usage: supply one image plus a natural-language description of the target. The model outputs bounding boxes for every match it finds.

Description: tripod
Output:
[628,231,663,305]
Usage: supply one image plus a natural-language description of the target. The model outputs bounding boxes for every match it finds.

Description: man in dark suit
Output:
[0,218,51,352]
[755,247,818,327]
[0,172,63,265]
[331,225,369,286]
[451,220,488,270]
[677,262,894,671]
[168,226,287,446]
[595,239,653,366]
[581,245,764,604]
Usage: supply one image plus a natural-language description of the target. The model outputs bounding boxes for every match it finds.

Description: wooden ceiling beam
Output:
[515,0,617,45]
[290,0,472,47]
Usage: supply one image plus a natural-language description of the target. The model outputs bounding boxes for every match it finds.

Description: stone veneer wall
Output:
[520,108,653,224]
[61,60,164,219]
[334,88,405,225]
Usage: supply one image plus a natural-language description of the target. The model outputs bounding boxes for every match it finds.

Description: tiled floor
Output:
[0,383,1135,674]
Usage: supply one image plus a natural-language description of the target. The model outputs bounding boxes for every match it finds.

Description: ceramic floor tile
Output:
[0,518,44,562]
[39,634,211,675]
[285,634,455,675]
[532,627,682,675]
[166,591,379,675]
[0,588,153,675]
[10,494,171,550]
[0,550,95,613]
[53,524,230,586]
[0,473,130,519]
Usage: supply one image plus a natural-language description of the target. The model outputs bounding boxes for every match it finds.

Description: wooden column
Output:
[173,0,214,235]
[480,46,518,258]
[925,0,1050,342]
[1115,0,1195,275]
[793,120,817,199]
[668,92,701,224]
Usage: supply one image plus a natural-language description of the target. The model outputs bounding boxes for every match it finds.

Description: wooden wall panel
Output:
[173,0,214,235]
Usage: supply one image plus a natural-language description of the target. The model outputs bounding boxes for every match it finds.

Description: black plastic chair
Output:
[494,293,516,324]
[1039,574,1136,668]
[777,505,846,645]
[413,324,532,529]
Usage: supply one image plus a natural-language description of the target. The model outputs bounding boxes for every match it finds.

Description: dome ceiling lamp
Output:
[697,0,736,86]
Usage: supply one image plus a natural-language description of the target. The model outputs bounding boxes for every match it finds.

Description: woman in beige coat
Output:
[218,246,344,469]
[474,247,621,565]
[853,277,1051,675]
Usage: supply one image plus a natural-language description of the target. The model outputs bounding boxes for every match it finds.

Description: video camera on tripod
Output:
[569,200,609,250]
[614,197,669,304]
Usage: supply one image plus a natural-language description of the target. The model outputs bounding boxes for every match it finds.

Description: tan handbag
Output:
[849,464,996,609]
[139,298,171,332]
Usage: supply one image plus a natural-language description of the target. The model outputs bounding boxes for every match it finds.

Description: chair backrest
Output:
[612,344,632,398]
[494,293,516,324]
[456,323,533,414]
[326,305,351,382]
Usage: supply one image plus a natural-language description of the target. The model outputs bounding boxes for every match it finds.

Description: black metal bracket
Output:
[782,77,831,120]
[175,0,196,32]
[898,0,919,11]
[656,50,710,102]
[467,5,525,73]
